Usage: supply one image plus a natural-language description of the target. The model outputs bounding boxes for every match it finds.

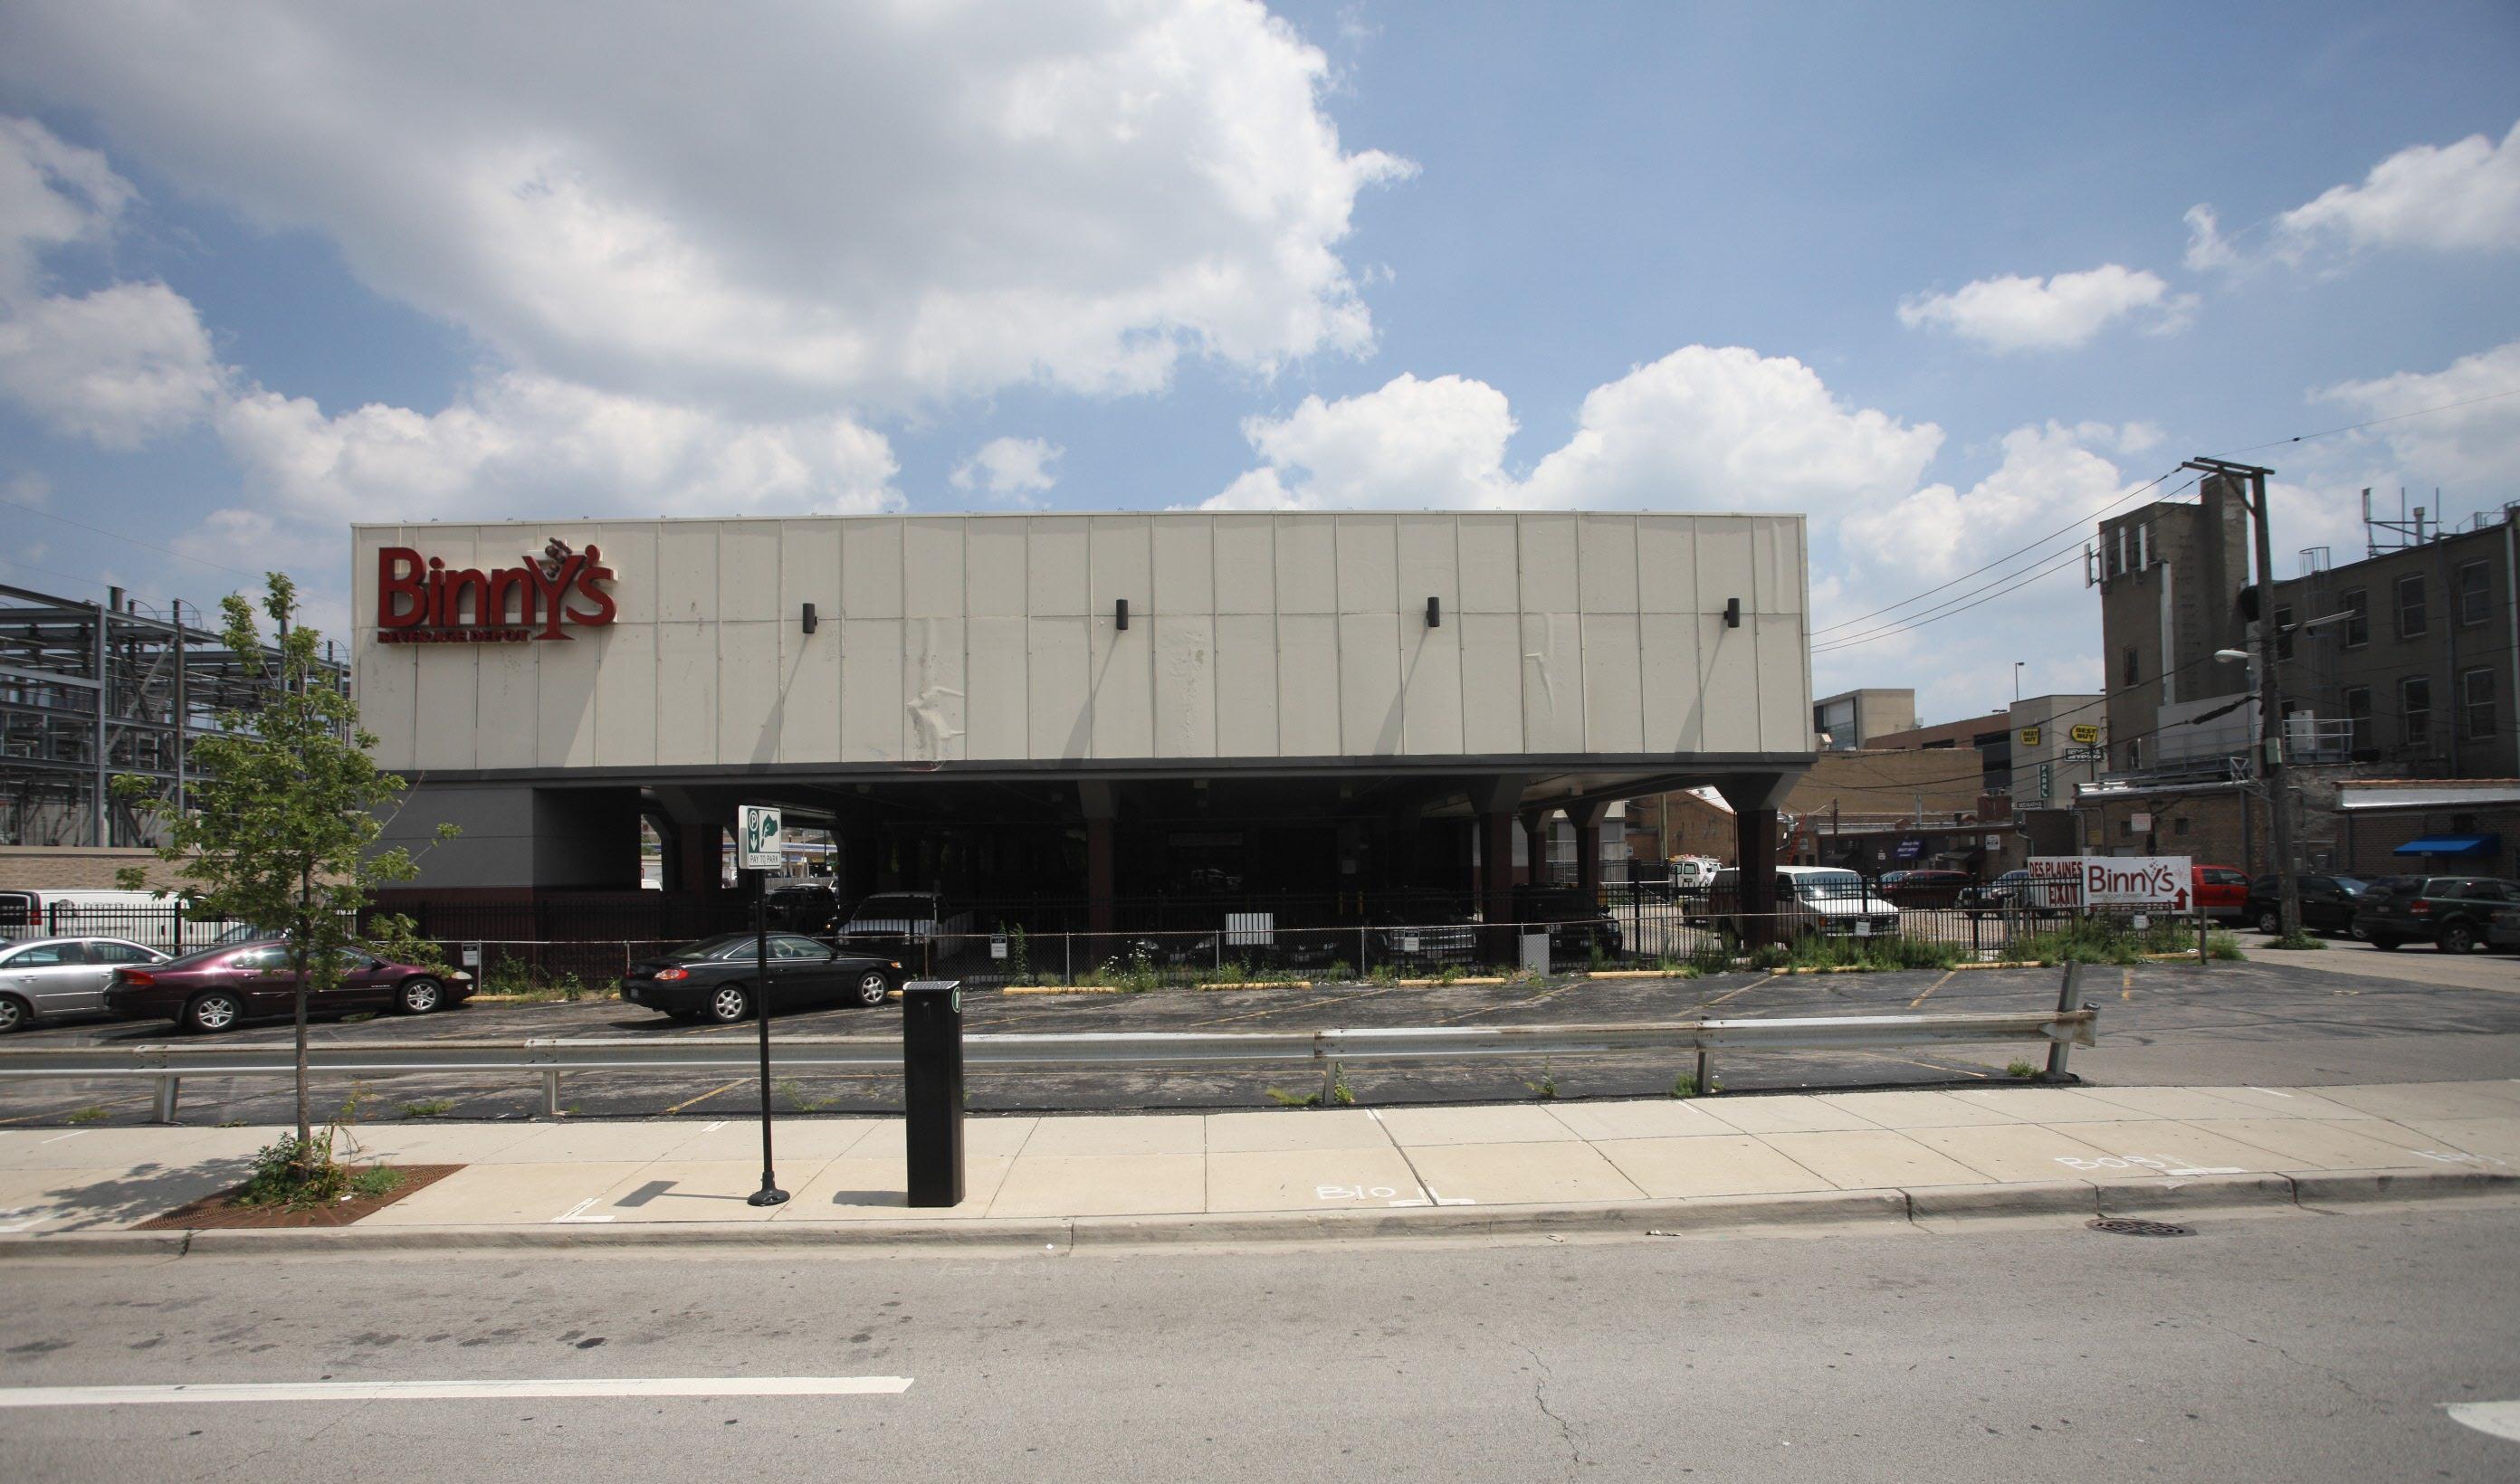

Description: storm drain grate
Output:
[2088,1217,2191,1238]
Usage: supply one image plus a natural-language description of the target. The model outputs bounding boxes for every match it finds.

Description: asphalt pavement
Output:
[1,1199,2513,1481]
[2,946,2513,1127]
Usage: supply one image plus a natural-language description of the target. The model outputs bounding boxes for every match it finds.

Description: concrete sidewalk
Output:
[2,1079,2515,1250]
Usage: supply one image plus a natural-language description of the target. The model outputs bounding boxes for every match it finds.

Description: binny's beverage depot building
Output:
[354,510,1815,937]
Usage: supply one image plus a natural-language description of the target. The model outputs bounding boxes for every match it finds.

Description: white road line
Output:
[2244,1087,2293,1099]
[0,1207,43,1233]
[551,1198,615,1224]
[0,1376,915,1408]
[703,1121,729,1132]
[39,1129,89,1144]
[2445,1400,2520,1443]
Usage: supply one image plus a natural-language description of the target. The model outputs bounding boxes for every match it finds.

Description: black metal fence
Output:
[7,885,2229,996]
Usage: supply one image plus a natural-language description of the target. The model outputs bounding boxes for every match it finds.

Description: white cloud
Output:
[2313,338,2520,499]
[1212,373,1519,509]
[2277,119,2520,257]
[1896,265,2192,351]
[0,281,224,448]
[1208,348,1940,515]
[211,371,900,527]
[2181,205,2238,272]
[0,2,1410,409]
[0,119,224,447]
[1837,422,2135,586]
[2191,120,2520,272]
[950,436,1063,504]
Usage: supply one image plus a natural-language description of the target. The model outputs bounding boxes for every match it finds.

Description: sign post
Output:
[737,804,788,1207]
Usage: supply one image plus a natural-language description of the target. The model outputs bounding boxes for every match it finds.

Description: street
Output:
[2,1201,2514,1481]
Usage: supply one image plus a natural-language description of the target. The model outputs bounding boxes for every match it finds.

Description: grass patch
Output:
[2013,917,2219,966]
[776,1077,839,1113]
[1669,1072,1699,1099]
[2206,931,2247,961]
[481,962,596,1003]
[2259,931,2327,951]
[397,1098,456,1118]
[1522,1064,1560,1099]
[1780,934,1964,972]
[66,1104,108,1124]
[2006,1058,2038,1080]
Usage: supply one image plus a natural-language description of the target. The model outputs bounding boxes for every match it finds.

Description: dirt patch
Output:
[136,1165,463,1230]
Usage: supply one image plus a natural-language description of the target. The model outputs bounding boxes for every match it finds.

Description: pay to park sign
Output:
[2028,856,2195,911]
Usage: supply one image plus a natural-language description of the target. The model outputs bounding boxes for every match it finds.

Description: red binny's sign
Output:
[376,539,617,643]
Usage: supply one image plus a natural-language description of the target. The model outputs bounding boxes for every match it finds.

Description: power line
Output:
[2214,385,2520,459]
[1812,545,2090,654]
[0,494,265,581]
[1810,470,2186,637]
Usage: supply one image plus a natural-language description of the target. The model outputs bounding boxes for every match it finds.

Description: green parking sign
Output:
[738,804,782,870]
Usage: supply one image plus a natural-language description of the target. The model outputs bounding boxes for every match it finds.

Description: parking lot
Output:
[1,937,2513,1128]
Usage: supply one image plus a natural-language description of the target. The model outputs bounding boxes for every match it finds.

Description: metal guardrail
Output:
[0,1004,2097,1122]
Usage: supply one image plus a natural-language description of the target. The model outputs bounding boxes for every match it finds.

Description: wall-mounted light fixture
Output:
[1426,595,1442,628]
[1723,597,1741,629]
[801,602,818,634]
[1115,597,1130,631]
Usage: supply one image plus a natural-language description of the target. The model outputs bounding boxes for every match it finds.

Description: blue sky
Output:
[1,1,2515,722]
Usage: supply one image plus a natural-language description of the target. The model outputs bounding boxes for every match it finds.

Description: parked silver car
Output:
[0,937,171,1032]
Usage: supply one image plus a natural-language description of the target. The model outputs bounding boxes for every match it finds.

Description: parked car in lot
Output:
[1510,884,1624,960]
[2243,873,2368,936]
[620,932,902,1023]
[2489,908,2520,953]
[104,941,474,1033]
[837,891,973,957]
[762,882,841,935]
[1876,869,1974,908]
[2353,876,2520,953]
[1705,866,1899,941]
[0,937,170,1032]
[2193,864,2250,921]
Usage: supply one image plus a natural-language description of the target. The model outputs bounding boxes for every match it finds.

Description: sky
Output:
[0,0,2515,725]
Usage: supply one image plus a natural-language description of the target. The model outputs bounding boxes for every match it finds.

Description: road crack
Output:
[1522,1344,1585,1478]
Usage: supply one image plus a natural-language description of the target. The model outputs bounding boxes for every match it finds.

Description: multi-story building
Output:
[2095,475,2520,781]
[1811,688,1915,750]
[2270,513,2520,778]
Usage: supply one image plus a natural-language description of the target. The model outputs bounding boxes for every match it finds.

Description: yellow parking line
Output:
[1907,969,1956,1009]
[1700,973,1777,1010]
[663,1080,746,1114]
[2122,967,2134,1002]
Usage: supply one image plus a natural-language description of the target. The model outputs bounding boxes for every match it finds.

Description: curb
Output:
[7,1168,2506,1260]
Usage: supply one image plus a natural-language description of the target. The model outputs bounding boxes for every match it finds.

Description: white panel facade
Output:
[352,511,1809,772]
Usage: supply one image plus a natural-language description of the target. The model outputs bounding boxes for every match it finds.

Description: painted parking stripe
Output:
[2446,1401,2520,1443]
[0,1376,914,1408]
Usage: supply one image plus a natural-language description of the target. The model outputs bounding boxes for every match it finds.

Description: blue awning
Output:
[2394,833,2501,857]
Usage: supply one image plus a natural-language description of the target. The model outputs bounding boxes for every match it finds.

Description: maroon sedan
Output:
[104,941,475,1034]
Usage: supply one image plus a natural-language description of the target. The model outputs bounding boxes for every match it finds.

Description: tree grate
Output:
[2088,1216,2191,1238]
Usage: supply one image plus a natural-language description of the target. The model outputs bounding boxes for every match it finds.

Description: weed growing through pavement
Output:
[398,1098,456,1118]
[2261,931,2328,951]
[2006,1059,2038,1079]
[1669,1072,1698,1099]
[1522,1063,1559,1099]
[777,1077,839,1113]
[67,1105,108,1124]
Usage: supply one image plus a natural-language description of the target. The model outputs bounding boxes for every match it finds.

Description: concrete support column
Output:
[1520,810,1551,887]
[1572,802,1611,894]
[676,823,723,895]
[1474,775,1528,963]
[1717,774,1799,950]
[1736,807,1779,945]
[1081,782,1117,937]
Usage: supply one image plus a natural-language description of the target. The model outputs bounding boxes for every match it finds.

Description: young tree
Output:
[114,573,445,1166]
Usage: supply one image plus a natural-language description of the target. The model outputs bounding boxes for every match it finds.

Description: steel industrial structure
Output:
[0,581,348,847]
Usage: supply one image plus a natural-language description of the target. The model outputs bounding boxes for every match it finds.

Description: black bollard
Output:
[902,979,966,1207]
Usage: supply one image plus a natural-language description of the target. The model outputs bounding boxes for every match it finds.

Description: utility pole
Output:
[2187,456,2298,939]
